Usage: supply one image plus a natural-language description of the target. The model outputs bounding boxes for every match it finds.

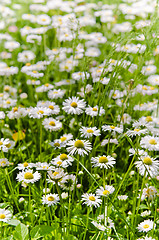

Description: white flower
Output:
[102,125,123,133]
[0,158,10,167]
[28,107,51,119]
[37,14,51,25]
[0,138,11,152]
[16,170,41,184]
[42,118,62,131]
[141,186,157,201]
[81,193,102,208]
[51,153,74,168]
[141,65,157,75]
[79,126,100,138]
[42,193,59,206]
[126,128,148,137]
[62,96,86,115]
[47,168,66,183]
[117,195,128,201]
[67,139,92,156]
[141,210,151,217]
[17,50,35,63]
[91,155,116,169]
[85,105,105,117]
[137,219,155,232]
[48,89,65,99]
[140,136,159,151]
[91,221,106,231]
[96,185,115,197]
[0,209,12,223]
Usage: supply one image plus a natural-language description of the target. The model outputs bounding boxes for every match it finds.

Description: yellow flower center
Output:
[71,102,77,108]
[37,110,44,114]
[32,70,37,73]
[6,100,11,104]
[142,86,147,90]
[49,105,54,110]
[42,18,46,22]
[143,224,150,229]
[110,126,115,129]
[0,141,3,145]
[0,214,6,219]
[60,137,67,142]
[13,107,18,112]
[92,107,97,111]
[134,129,140,132]
[57,161,62,165]
[150,87,154,90]
[45,83,49,87]
[43,166,48,169]
[74,140,84,148]
[143,157,152,165]
[23,162,28,167]
[26,62,31,66]
[1,160,7,166]
[146,116,152,122]
[24,172,34,179]
[48,196,54,201]
[89,196,95,201]
[99,156,108,163]
[103,190,110,195]
[53,172,59,176]
[49,121,55,126]
[149,139,157,145]
[60,154,68,160]
[0,93,3,97]
[5,143,11,148]
[87,129,94,133]
[54,142,60,147]
[4,86,10,91]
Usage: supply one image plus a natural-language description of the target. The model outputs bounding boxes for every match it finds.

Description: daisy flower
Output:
[85,105,105,117]
[79,126,100,138]
[0,138,11,152]
[91,155,116,169]
[16,170,41,184]
[141,186,157,201]
[51,153,74,168]
[67,139,92,156]
[91,221,106,231]
[137,219,156,232]
[42,118,62,132]
[140,135,159,151]
[62,96,86,115]
[48,89,65,99]
[49,139,63,149]
[59,133,73,146]
[42,193,59,206]
[0,158,10,167]
[117,195,128,201]
[137,237,156,240]
[47,168,66,183]
[126,128,147,137]
[102,125,123,134]
[134,155,159,178]
[96,185,115,197]
[0,209,12,223]
[28,107,51,119]
[59,174,77,191]
[16,162,34,170]
[81,193,102,208]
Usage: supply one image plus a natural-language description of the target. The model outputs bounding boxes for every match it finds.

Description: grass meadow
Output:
[0,0,159,239]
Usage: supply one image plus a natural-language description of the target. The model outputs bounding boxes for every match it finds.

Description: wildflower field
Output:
[0,0,159,239]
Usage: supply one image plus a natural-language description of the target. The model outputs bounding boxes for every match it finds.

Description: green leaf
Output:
[7,219,21,226]
[2,236,13,240]
[30,225,55,239]
[1,128,13,138]
[13,223,29,240]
